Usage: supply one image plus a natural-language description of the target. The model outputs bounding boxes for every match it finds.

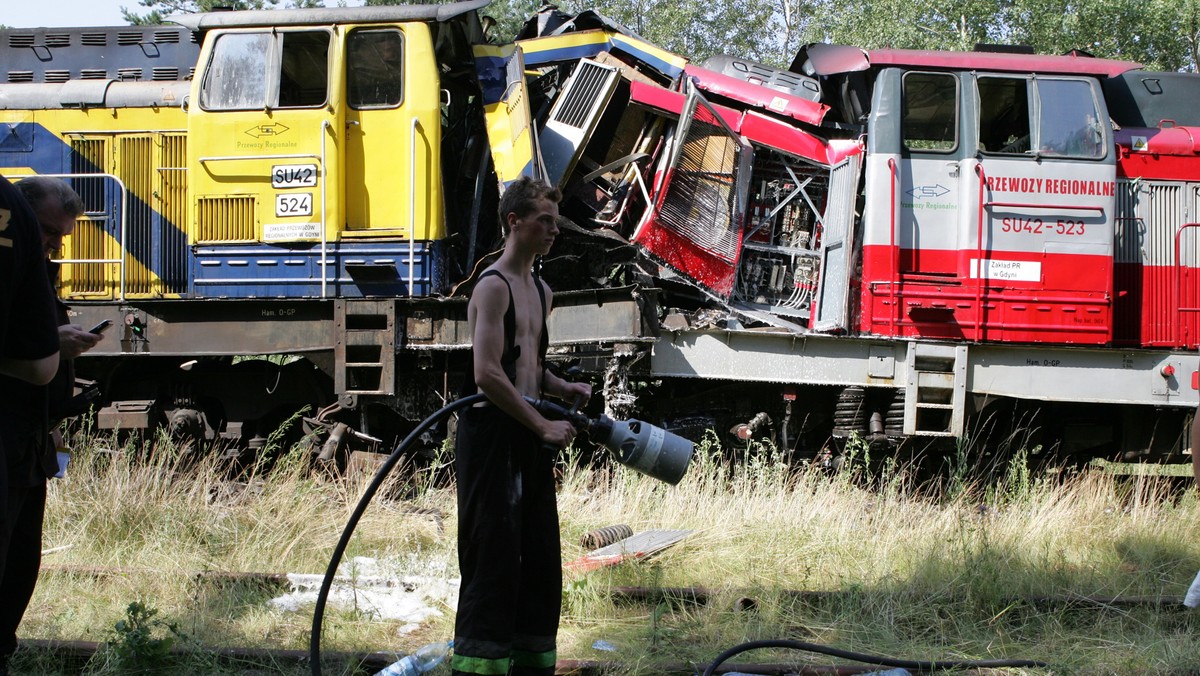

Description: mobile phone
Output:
[88,319,113,335]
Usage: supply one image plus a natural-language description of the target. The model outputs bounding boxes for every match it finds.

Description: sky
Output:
[3,0,357,28]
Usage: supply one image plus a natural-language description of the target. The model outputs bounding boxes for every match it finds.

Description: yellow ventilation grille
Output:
[197,196,256,242]
[158,133,189,293]
[120,135,154,295]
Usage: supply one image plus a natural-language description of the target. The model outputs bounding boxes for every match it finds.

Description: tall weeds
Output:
[17,425,1200,674]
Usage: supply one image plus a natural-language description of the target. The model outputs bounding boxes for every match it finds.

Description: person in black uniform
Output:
[0,174,59,386]
[1192,392,1199,491]
[452,177,591,676]
[0,176,94,673]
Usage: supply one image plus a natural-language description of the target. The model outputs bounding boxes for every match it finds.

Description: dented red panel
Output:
[631,82,851,166]
[867,48,1139,77]
[634,212,742,296]
[739,111,832,164]
[629,81,742,128]
[684,64,828,126]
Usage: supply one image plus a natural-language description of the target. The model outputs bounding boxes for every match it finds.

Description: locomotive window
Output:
[978,76,1104,159]
[279,32,330,108]
[347,29,404,109]
[977,76,1031,154]
[200,30,329,111]
[201,32,272,110]
[1036,79,1104,159]
[902,72,958,153]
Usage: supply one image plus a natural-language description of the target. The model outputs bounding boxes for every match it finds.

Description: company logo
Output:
[245,123,291,139]
[905,184,950,199]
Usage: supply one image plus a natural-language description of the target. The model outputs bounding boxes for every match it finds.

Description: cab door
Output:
[190,28,339,246]
[343,25,443,239]
[896,70,965,277]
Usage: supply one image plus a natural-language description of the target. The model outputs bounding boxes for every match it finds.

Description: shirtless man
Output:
[452,177,591,676]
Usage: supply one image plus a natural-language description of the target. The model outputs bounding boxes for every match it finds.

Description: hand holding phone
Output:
[88,319,113,335]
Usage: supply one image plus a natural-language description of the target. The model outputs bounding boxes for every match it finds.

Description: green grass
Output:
[10,427,1200,674]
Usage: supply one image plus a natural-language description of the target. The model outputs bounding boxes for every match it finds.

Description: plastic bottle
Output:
[374,640,453,676]
[1184,569,1200,609]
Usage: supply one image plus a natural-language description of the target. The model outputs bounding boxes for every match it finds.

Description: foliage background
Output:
[123,0,1200,71]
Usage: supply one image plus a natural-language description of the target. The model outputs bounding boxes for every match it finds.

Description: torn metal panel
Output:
[518,29,686,83]
[472,42,538,185]
[541,58,622,187]
[812,153,863,332]
[633,86,752,298]
[739,110,835,164]
[684,64,829,127]
[702,54,824,102]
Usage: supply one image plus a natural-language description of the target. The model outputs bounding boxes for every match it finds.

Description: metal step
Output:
[335,299,395,398]
[904,342,967,437]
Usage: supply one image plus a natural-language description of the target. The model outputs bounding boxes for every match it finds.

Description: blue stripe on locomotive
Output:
[193,240,444,298]
[0,121,190,295]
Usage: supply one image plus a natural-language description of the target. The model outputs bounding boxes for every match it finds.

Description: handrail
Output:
[887,157,898,335]
[320,120,331,299]
[198,152,322,164]
[983,200,1105,213]
[408,116,419,297]
[975,163,987,342]
[1174,222,1200,348]
[9,171,129,300]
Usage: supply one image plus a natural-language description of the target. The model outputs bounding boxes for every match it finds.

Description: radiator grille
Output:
[197,196,256,242]
[551,60,612,128]
[657,102,743,262]
[1114,179,1197,347]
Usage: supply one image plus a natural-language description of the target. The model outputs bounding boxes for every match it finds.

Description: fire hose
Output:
[308,396,1046,675]
[309,393,695,675]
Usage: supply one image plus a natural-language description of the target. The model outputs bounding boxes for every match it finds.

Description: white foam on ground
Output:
[269,555,460,632]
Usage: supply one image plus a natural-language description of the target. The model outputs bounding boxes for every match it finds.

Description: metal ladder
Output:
[903,342,968,437]
[335,299,396,402]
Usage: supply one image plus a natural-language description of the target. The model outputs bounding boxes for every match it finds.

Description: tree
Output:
[122,0,324,26]
[1006,0,1198,71]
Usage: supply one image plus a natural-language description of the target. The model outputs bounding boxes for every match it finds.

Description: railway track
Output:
[26,564,1194,674]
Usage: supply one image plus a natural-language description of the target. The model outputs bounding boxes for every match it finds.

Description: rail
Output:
[320,121,330,298]
[197,152,323,164]
[983,200,1106,213]
[975,164,987,342]
[1174,222,1200,348]
[409,116,419,297]
[887,157,898,335]
[9,171,130,300]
